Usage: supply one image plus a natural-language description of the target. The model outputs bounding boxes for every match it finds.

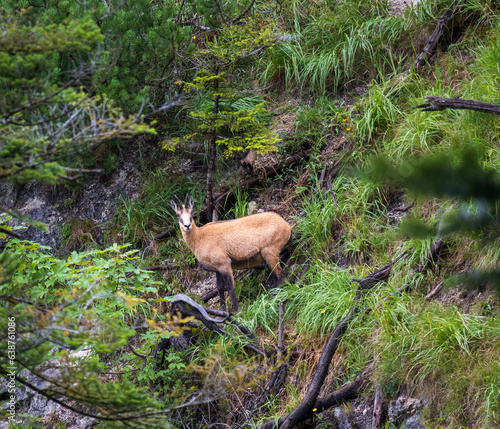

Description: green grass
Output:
[262,0,460,95]
[223,187,250,219]
[373,297,500,426]
[114,169,197,245]
[293,190,339,260]
[280,262,360,337]
[354,79,404,144]
[243,290,281,338]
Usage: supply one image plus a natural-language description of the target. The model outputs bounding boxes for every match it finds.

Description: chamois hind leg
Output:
[261,249,283,288]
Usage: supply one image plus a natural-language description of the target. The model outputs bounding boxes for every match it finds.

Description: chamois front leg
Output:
[215,272,227,312]
[216,269,239,313]
[225,270,239,313]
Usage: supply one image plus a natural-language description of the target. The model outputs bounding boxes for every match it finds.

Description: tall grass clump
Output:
[354,80,404,144]
[332,175,393,263]
[377,16,500,164]
[114,169,194,244]
[293,190,338,260]
[373,297,500,426]
[263,0,458,94]
[243,291,281,337]
[281,263,361,337]
[223,188,250,219]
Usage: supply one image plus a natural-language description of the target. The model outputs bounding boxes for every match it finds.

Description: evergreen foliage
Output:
[0,237,181,426]
[0,14,153,188]
[181,20,280,155]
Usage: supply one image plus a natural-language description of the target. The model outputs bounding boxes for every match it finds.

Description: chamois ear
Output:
[170,200,178,213]
[188,194,195,209]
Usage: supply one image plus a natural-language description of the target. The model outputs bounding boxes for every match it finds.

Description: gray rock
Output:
[0,147,142,252]
[334,406,352,429]
[347,400,373,429]
[1,361,95,429]
[405,414,426,428]
[388,395,429,428]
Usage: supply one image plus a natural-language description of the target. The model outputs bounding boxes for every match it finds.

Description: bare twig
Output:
[425,281,443,300]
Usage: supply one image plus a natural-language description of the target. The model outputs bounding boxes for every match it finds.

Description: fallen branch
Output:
[241,149,258,173]
[392,202,414,212]
[154,227,176,240]
[201,287,219,303]
[264,260,398,429]
[371,385,384,429]
[262,368,370,429]
[414,4,462,70]
[170,294,266,357]
[425,281,443,300]
[414,96,500,115]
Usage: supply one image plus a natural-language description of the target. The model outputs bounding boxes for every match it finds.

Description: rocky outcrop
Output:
[0,358,95,429]
[0,146,143,252]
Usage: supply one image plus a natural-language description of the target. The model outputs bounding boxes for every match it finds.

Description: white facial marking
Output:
[179,207,192,231]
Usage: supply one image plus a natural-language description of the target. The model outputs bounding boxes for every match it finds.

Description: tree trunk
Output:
[205,72,220,222]
[241,149,258,173]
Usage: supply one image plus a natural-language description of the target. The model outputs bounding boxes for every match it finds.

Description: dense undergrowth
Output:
[2,0,500,428]
[124,1,500,427]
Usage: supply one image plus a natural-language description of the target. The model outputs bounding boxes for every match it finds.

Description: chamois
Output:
[171,194,292,313]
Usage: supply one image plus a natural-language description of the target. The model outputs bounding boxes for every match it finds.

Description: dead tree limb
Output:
[414,96,500,114]
[201,287,219,303]
[306,366,371,417]
[369,239,445,311]
[371,385,384,429]
[154,227,176,240]
[262,368,370,429]
[241,149,258,173]
[262,241,445,429]
[170,294,266,357]
[232,0,257,23]
[414,4,462,70]
[265,260,397,429]
[278,309,359,429]
[425,281,443,300]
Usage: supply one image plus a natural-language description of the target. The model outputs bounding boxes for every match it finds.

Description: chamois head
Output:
[171,194,195,232]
